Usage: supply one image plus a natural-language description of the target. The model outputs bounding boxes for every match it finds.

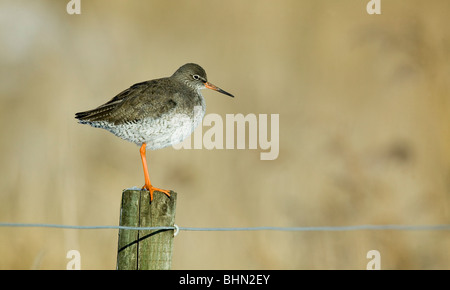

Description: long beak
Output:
[205,82,234,98]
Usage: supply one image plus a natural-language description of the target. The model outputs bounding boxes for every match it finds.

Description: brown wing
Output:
[75,78,179,125]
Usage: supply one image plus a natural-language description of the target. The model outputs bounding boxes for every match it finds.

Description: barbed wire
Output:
[1,222,450,233]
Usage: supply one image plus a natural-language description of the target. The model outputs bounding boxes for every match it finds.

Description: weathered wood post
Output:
[117,189,177,270]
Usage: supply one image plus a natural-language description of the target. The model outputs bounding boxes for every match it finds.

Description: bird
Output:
[75,63,234,201]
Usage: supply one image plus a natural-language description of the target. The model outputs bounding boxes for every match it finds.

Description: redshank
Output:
[75,63,234,201]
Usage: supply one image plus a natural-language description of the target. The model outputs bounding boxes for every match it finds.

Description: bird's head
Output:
[172,63,234,98]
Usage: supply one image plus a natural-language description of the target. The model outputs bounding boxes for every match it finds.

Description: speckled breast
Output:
[94,103,206,150]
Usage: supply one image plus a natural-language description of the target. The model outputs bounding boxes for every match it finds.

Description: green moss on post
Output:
[117,189,177,270]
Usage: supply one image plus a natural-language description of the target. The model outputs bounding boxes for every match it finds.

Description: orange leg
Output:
[140,143,171,201]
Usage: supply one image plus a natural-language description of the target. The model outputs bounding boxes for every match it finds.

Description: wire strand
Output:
[1,223,450,232]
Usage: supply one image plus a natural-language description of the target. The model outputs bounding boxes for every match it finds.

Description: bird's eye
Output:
[192,74,200,80]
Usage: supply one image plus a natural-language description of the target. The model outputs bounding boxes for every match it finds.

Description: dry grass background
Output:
[0,0,449,269]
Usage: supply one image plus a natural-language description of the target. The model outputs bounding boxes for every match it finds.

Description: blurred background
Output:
[0,0,449,269]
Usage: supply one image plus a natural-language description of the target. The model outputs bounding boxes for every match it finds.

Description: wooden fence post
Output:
[116,189,177,270]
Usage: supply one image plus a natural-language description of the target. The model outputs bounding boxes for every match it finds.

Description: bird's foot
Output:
[142,184,171,201]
